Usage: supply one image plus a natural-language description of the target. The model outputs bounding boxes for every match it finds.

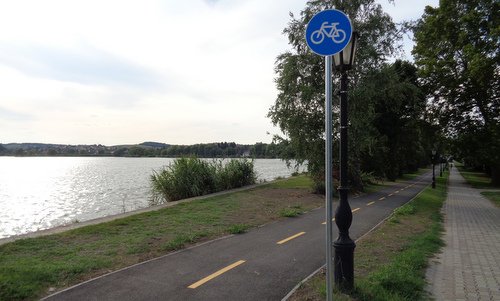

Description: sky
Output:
[0,0,439,146]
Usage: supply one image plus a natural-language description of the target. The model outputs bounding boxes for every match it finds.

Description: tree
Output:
[355,60,432,180]
[268,0,402,191]
[413,0,500,184]
[128,146,146,157]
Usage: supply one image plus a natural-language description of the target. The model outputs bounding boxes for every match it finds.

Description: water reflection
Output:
[0,157,303,239]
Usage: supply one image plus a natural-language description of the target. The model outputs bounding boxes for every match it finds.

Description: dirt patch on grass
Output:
[224,188,323,224]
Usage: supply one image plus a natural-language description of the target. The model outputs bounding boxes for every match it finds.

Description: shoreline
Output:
[0,181,274,246]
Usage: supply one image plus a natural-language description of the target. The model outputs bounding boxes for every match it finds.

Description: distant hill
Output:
[139,142,170,148]
[2,143,64,150]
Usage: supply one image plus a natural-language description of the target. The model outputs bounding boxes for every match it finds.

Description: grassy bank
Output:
[455,164,500,207]
[481,191,500,207]
[289,172,448,301]
[0,175,320,301]
[455,163,499,189]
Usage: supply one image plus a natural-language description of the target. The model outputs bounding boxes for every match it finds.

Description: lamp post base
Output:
[333,239,355,291]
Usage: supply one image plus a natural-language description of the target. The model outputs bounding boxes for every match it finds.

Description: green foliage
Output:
[279,205,304,217]
[268,0,434,191]
[389,204,417,223]
[226,224,250,234]
[457,165,500,189]
[159,142,283,158]
[161,233,206,251]
[413,0,499,127]
[213,159,256,191]
[355,61,433,182]
[150,157,216,202]
[360,171,377,186]
[352,175,447,301]
[481,191,500,207]
[150,157,256,202]
[413,0,500,184]
[355,223,443,301]
[452,125,500,185]
[0,142,283,158]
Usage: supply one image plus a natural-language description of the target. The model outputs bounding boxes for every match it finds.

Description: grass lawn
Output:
[0,175,322,301]
[455,163,499,207]
[456,163,499,189]
[289,172,448,301]
[481,191,500,207]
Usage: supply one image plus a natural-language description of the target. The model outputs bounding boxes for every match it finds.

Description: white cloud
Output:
[0,0,437,145]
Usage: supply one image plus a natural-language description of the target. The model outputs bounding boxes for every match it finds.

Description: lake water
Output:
[0,157,303,239]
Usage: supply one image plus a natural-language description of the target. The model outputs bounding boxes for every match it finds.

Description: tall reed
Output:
[151,157,256,203]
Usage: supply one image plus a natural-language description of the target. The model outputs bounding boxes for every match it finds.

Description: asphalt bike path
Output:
[44,172,432,301]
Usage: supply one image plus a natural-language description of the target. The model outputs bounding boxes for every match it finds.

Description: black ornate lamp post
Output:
[332,31,358,291]
[431,150,436,189]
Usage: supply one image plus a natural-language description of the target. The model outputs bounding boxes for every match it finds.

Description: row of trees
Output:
[0,142,282,159]
[128,142,282,158]
[413,0,499,184]
[269,0,499,190]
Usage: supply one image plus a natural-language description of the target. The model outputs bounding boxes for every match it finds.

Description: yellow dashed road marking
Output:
[188,260,246,289]
[322,218,335,225]
[367,201,375,206]
[322,207,360,224]
[277,232,306,245]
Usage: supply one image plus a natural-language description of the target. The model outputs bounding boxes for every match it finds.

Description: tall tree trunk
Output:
[491,165,500,186]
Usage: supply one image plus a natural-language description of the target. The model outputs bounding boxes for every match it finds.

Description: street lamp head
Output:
[333,31,359,72]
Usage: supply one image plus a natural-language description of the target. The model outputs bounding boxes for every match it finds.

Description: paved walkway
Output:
[426,167,500,301]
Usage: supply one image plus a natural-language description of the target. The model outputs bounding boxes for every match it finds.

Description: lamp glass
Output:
[333,31,358,71]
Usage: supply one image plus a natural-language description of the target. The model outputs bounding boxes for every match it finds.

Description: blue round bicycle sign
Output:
[305,9,352,56]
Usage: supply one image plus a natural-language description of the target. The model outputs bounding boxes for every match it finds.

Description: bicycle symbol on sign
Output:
[310,21,346,44]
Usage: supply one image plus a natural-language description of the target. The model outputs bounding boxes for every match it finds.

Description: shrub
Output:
[151,157,256,203]
[280,205,304,217]
[361,171,377,185]
[227,224,250,234]
[214,159,256,191]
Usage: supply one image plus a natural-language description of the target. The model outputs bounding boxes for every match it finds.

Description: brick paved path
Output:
[426,167,500,301]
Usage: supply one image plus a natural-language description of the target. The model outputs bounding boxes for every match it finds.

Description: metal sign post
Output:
[305,9,352,301]
[324,54,334,301]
